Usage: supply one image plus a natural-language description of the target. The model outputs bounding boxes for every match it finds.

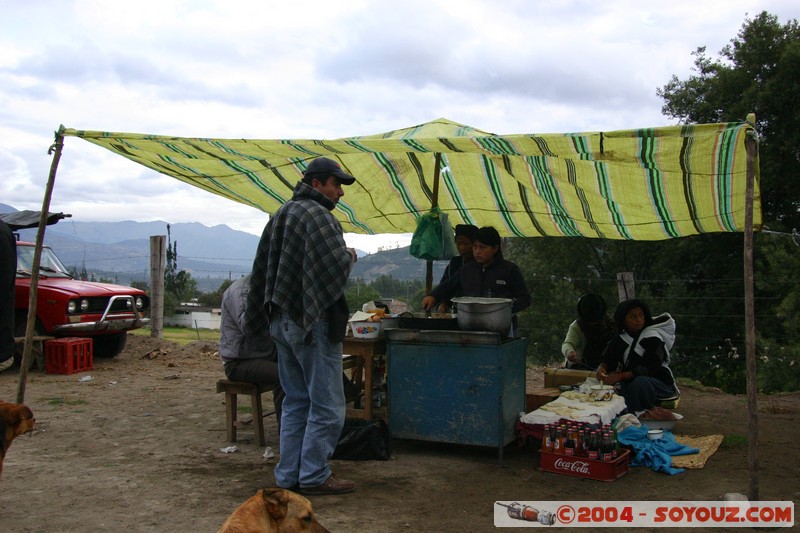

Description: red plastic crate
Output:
[539,448,630,481]
[45,338,93,374]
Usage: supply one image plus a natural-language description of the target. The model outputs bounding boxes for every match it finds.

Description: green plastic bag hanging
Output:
[409,207,457,261]
[438,210,457,259]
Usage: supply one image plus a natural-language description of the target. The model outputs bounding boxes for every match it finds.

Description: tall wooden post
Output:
[425,154,443,294]
[743,117,759,501]
[149,235,166,339]
[17,127,65,404]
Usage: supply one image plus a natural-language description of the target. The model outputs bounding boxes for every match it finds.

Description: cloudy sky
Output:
[2,0,798,253]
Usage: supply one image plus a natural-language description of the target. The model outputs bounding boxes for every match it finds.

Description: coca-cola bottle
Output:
[587,430,600,460]
[610,429,619,459]
[573,425,583,455]
[601,432,614,462]
[580,428,589,457]
[552,425,564,454]
[542,424,553,452]
[563,428,576,456]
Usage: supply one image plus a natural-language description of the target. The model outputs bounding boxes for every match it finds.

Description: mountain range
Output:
[1,203,445,291]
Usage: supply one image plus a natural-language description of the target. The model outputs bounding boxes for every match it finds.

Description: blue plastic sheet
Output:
[618,425,699,475]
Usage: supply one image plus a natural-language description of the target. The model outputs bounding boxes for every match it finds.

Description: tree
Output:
[657,11,800,229]
[163,223,198,303]
[642,10,800,392]
[172,270,198,302]
[197,278,234,307]
[345,280,381,312]
[164,224,179,294]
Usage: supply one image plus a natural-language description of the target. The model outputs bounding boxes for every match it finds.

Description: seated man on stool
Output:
[220,274,285,430]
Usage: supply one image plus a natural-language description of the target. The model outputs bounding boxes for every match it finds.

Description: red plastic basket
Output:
[539,448,630,481]
[45,338,93,375]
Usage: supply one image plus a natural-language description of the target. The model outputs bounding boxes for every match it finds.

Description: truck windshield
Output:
[16,245,73,278]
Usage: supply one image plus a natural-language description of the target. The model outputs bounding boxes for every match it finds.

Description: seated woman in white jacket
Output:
[596,299,680,414]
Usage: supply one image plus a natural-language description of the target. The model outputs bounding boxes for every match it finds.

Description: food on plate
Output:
[640,406,677,421]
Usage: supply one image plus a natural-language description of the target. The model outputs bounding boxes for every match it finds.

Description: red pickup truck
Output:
[15,241,150,360]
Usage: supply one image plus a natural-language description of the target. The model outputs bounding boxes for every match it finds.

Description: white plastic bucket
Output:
[351,320,381,338]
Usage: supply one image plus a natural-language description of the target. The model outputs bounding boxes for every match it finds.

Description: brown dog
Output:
[0,400,36,478]
[218,488,329,533]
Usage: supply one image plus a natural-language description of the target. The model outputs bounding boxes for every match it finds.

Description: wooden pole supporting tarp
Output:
[425,153,443,294]
[17,126,66,404]
[743,116,759,501]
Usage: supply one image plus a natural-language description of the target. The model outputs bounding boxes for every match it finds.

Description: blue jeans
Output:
[270,311,345,488]
[618,376,679,413]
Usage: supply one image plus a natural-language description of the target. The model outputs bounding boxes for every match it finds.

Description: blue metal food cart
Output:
[385,329,527,464]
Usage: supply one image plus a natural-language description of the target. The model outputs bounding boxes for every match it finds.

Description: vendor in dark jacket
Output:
[596,299,680,414]
[434,223,478,313]
[421,226,531,332]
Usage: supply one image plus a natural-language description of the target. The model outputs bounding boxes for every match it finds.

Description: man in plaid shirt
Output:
[246,157,358,495]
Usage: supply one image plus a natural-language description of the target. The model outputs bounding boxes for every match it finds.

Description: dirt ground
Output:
[1,333,798,533]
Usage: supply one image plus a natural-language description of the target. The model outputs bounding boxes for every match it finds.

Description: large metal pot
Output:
[451,297,512,334]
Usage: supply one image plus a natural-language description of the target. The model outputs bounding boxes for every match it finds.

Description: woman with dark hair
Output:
[421,226,531,332]
[561,292,616,370]
[434,224,478,312]
[596,299,679,414]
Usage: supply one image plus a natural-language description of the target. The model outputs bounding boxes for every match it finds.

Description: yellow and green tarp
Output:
[62,117,760,240]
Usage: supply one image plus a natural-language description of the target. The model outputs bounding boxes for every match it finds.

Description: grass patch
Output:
[130,327,219,345]
[238,405,253,414]
[46,397,88,406]
[675,377,723,393]
[722,434,747,448]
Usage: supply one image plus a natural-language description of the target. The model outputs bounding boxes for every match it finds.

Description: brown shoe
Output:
[299,473,355,495]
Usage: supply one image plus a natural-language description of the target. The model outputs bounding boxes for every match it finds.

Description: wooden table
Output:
[342,336,386,421]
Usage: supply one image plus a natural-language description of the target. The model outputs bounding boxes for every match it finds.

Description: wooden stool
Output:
[14,335,56,371]
[342,337,386,421]
[216,379,271,447]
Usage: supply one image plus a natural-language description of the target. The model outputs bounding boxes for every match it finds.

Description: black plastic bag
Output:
[332,419,390,461]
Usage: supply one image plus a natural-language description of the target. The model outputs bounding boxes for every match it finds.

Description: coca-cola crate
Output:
[539,448,630,481]
[44,337,93,375]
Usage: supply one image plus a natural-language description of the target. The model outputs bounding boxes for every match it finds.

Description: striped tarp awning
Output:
[62,117,760,240]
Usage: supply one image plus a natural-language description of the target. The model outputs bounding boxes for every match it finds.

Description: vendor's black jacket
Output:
[439,256,465,285]
[430,257,531,314]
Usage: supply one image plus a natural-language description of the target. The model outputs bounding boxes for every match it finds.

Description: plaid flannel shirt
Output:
[245,182,352,339]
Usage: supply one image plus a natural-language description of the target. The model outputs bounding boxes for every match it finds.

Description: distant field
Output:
[130,327,219,345]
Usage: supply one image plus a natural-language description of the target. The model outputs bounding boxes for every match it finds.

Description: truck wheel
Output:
[92,333,128,358]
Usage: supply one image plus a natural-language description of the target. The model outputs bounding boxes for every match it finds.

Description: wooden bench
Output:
[525,387,561,412]
[13,335,56,371]
[541,367,680,409]
[215,379,274,447]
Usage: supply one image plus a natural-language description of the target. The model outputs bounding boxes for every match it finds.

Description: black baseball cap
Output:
[303,157,356,185]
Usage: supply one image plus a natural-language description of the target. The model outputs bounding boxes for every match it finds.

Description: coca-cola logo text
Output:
[554,458,590,474]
